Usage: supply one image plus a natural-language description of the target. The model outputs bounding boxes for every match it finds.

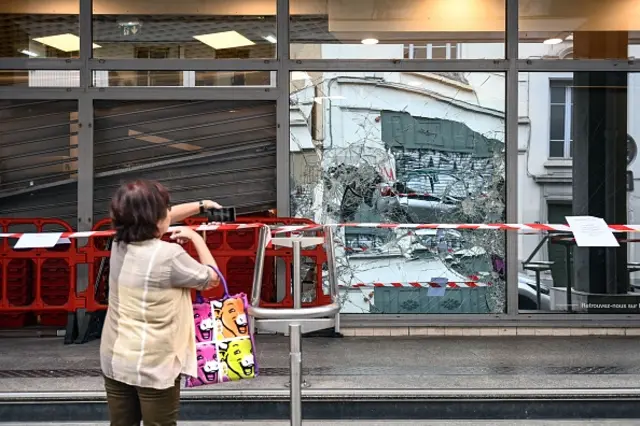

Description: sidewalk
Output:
[1,334,640,393]
[3,421,640,425]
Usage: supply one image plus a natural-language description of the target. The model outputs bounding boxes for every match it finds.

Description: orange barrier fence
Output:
[183,216,330,308]
[0,219,84,328]
[0,216,328,331]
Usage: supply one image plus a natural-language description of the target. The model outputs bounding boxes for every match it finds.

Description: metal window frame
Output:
[548,79,574,159]
[563,82,573,158]
[505,0,519,318]
[1,0,640,325]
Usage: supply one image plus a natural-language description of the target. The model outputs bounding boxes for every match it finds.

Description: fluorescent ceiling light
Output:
[262,34,277,44]
[193,31,255,50]
[33,33,101,52]
[361,38,379,45]
[543,38,563,45]
[20,49,38,57]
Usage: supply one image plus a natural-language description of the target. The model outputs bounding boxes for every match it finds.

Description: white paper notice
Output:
[427,277,448,297]
[565,216,619,247]
[14,232,63,249]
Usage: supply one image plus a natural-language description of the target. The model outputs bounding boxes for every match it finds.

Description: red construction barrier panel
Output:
[183,217,274,303]
[0,218,85,328]
[81,218,112,313]
[244,217,329,309]
[1,216,329,325]
[184,216,329,309]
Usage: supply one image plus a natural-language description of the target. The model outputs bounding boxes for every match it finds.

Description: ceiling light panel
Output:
[193,31,255,50]
[33,33,101,52]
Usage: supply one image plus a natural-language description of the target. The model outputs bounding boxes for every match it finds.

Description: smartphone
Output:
[206,207,236,223]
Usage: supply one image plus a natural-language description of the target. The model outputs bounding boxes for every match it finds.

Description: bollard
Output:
[289,322,303,426]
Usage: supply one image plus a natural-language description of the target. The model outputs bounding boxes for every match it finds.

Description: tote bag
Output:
[186,267,259,387]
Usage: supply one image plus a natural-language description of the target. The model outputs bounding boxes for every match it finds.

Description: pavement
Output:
[4,421,640,426]
[2,334,640,393]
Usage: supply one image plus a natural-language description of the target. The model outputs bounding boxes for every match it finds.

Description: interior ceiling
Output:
[3,0,640,46]
[3,14,640,47]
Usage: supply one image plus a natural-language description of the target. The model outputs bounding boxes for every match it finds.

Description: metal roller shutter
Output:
[0,99,277,227]
[0,100,79,225]
[92,100,277,222]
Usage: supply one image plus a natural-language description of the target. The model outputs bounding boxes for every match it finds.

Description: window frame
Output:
[548,79,573,159]
[404,43,461,60]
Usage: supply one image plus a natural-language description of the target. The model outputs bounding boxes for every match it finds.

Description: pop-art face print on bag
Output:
[212,297,249,340]
[219,338,255,380]
[185,344,225,387]
[193,303,215,342]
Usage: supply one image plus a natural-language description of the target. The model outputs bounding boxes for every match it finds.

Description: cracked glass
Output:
[290,71,506,314]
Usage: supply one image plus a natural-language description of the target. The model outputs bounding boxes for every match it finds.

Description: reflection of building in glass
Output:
[289,61,508,314]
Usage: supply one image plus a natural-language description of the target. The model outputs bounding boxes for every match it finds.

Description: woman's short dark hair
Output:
[110,180,171,243]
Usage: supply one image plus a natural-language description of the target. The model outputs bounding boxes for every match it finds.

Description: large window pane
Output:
[518,71,636,314]
[290,0,505,60]
[92,0,276,59]
[291,71,506,314]
[519,0,640,59]
[0,1,79,58]
[91,70,274,87]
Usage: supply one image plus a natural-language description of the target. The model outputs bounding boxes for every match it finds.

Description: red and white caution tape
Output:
[346,281,489,288]
[2,222,640,241]
[0,223,262,240]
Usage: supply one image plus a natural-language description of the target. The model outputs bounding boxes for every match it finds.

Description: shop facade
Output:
[1,0,639,328]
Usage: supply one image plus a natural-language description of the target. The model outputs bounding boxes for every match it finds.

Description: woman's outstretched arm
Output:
[170,200,221,224]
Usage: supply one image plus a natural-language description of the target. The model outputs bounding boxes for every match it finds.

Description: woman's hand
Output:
[203,200,222,210]
[169,226,201,244]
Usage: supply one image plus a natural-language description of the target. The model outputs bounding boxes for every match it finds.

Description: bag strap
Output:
[209,265,229,297]
[195,265,229,301]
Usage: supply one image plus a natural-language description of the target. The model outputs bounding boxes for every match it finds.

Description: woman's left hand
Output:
[203,200,222,210]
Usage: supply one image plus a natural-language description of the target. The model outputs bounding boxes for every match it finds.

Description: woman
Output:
[100,179,221,426]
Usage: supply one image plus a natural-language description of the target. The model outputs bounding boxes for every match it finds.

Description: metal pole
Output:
[324,226,339,300]
[289,322,302,426]
[324,226,341,332]
[250,226,269,336]
[565,244,573,313]
[250,226,269,307]
[532,270,540,310]
[292,239,302,309]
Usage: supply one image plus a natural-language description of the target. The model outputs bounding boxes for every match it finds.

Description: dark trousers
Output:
[104,376,181,426]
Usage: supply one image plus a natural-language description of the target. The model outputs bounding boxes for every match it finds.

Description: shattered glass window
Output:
[290,71,506,315]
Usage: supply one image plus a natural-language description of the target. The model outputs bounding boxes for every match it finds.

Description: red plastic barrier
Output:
[184,216,329,309]
[242,217,329,309]
[82,218,113,312]
[182,217,272,302]
[0,215,330,328]
[0,218,84,328]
